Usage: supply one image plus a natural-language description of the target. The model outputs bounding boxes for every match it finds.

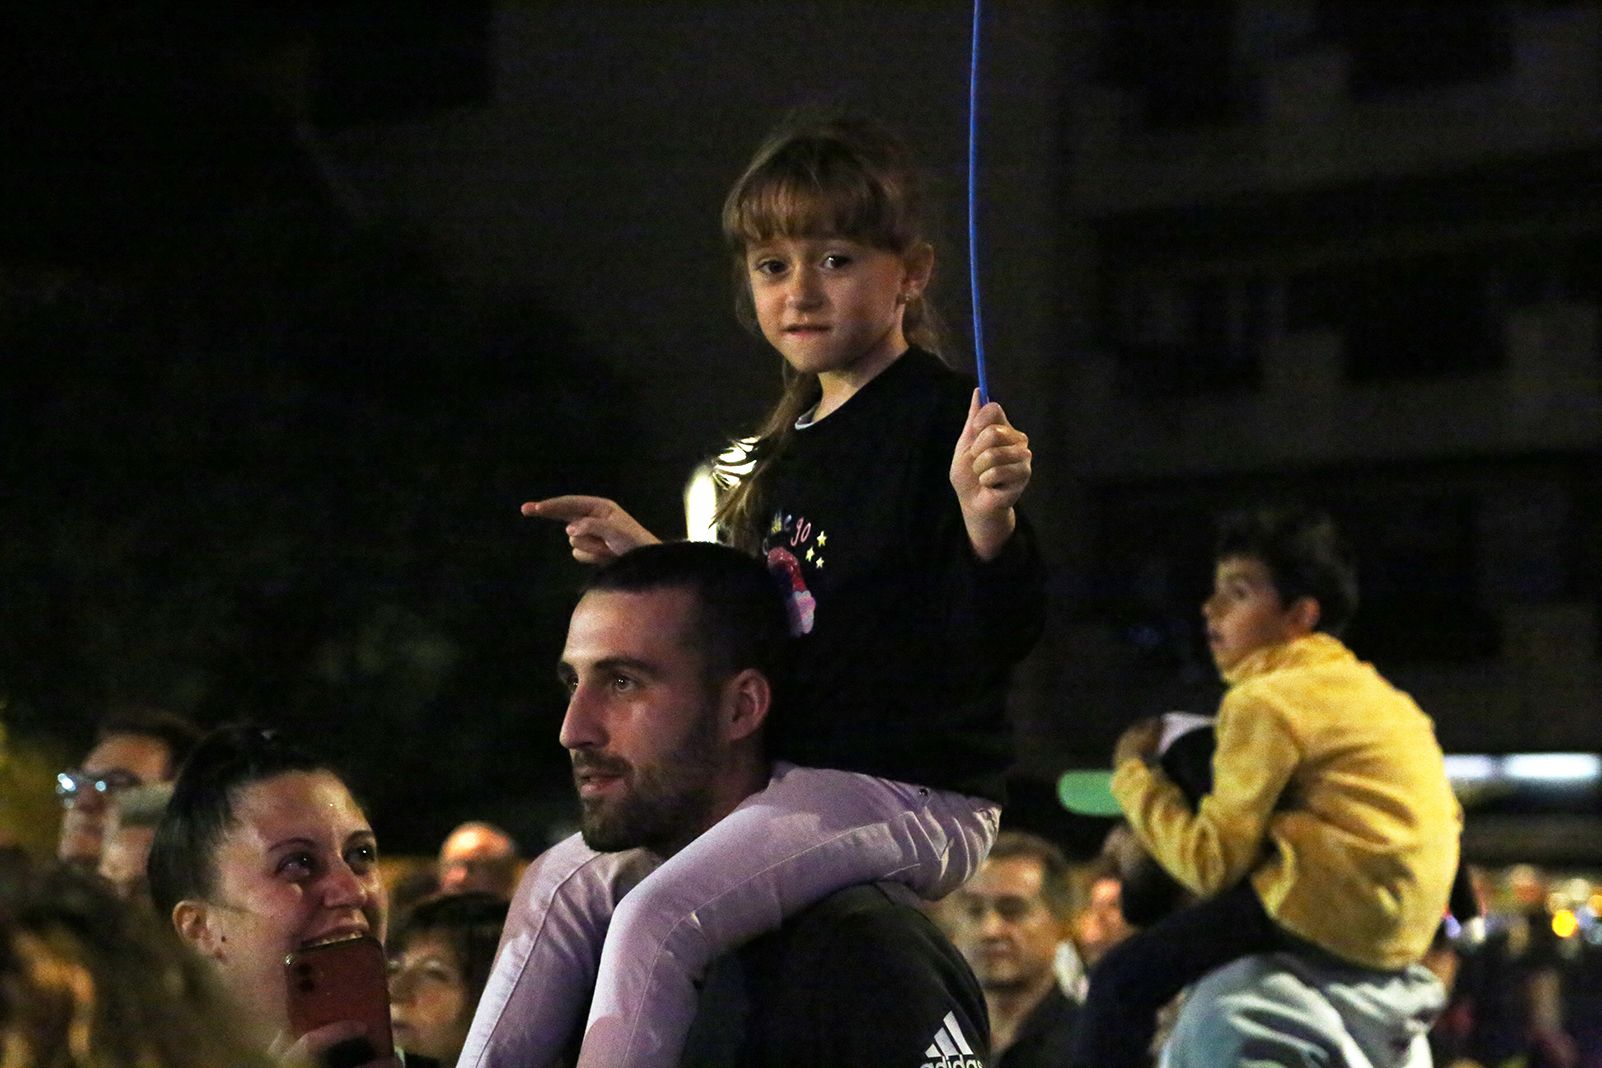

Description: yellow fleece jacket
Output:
[1111,633,1461,970]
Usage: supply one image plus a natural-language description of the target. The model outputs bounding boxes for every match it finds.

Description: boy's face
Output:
[1202,556,1313,673]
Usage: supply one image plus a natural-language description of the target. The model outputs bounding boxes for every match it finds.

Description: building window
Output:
[1097,0,1244,131]
[1108,275,1266,396]
[1287,253,1505,382]
[1314,0,1512,99]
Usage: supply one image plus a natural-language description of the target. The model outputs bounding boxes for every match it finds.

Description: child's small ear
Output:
[1288,596,1322,635]
[903,242,934,291]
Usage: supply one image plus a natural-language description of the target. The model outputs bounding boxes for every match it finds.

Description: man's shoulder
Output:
[686,883,990,1067]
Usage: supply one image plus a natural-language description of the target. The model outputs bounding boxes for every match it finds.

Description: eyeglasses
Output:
[55,769,144,806]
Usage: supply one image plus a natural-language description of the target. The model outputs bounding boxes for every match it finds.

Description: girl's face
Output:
[744,235,931,402]
[174,770,386,1039]
[389,931,471,1065]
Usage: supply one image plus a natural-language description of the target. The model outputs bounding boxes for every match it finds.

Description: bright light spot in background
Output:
[1443,755,1498,784]
[1443,753,1600,787]
[683,441,757,543]
[684,462,719,542]
[1503,753,1601,783]
[1552,908,1579,939]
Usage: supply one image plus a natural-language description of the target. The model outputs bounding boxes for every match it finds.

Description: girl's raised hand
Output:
[522,495,661,565]
[950,389,1032,561]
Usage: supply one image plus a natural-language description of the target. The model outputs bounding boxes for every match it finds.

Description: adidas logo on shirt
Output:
[920,1011,983,1068]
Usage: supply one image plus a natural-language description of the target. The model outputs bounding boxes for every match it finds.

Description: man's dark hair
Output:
[582,542,791,688]
[392,891,511,1011]
[96,706,204,778]
[1214,506,1358,636]
[988,830,1076,922]
[146,724,329,917]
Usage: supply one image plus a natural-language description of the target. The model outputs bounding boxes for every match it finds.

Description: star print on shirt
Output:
[765,512,825,571]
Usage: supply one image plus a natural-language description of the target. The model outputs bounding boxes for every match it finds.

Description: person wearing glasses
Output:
[56,707,201,868]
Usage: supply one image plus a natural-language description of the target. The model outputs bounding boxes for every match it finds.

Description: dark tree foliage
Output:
[1,5,622,851]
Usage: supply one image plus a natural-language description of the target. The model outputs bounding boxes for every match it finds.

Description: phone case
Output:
[284,934,395,1064]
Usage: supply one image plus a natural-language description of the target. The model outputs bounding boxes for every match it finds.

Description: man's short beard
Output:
[578,702,722,856]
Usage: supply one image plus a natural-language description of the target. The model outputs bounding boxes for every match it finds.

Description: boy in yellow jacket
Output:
[1070,506,1462,1068]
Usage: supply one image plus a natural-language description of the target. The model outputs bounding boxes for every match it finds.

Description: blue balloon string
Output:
[967,0,990,406]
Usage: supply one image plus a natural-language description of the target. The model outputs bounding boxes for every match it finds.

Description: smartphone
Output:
[284,934,395,1067]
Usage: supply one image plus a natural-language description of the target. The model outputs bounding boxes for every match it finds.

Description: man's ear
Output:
[173,899,225,961]
[1286,595,1321,637]
[721,668,771,743]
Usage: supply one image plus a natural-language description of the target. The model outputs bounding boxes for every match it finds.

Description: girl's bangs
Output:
[729,171,900,250]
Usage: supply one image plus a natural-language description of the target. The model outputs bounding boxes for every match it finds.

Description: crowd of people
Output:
[4,110,1587,1068]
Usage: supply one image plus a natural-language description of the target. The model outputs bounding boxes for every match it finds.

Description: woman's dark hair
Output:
[1214,506,1359,636]
[146,724,331,918]
[390,891,511,1012]
[714,110,946,551]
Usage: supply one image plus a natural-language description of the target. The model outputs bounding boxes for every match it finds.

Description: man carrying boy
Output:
[1069,506,1462,1068]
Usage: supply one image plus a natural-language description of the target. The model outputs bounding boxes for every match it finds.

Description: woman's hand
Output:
[950,390,1032,561]
[522,496,661,565]
[271,1022,395,1067]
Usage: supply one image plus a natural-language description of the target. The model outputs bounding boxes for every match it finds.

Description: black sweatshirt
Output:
[749,348,1046,803]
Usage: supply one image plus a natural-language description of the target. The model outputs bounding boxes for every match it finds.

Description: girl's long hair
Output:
[713,112,946,551]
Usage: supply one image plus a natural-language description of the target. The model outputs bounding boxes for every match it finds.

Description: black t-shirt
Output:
[751,348,1047,802]
[995,986,1079,1068]
[683,883,991,1067]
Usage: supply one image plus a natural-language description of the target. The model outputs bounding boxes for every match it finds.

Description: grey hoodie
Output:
[1161,951,1445,1068]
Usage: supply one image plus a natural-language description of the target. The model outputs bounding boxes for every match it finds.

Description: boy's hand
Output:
[1113,716,1164,769]
[523,496,661,565]
[950,390,1032,561]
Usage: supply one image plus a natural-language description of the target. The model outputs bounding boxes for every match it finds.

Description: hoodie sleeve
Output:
[1112,686,1299,898]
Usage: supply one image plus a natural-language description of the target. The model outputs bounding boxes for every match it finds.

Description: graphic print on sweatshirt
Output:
[763,511,824,637]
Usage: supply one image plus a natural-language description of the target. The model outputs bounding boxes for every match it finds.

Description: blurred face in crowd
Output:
[57,732,173,865]
[173,770,387,1037]
[557,587,723,857]
[438,824,517,896]
[952,854,1069,997]
[1075,875,1135,969]
[389,931,471,1065]
[97,789,163,903]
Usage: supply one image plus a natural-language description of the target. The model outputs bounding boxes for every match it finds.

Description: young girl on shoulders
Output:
[467,111,1047,1068]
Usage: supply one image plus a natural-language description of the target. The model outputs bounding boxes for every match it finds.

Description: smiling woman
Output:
[148,725,391,1065]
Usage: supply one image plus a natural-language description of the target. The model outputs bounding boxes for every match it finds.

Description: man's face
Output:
[57,732,173,865]
[557,587,723,856]
[438,825,517,895]
[952,856,1067,995]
